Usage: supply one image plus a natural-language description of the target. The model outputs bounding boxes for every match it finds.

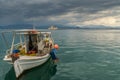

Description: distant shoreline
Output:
[1,28,120,30]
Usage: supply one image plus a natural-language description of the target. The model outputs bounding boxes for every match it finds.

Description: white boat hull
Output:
[2,29,55,78]
[4,54,50,77]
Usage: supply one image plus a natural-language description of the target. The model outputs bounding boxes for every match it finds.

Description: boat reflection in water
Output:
[5,58,57,80]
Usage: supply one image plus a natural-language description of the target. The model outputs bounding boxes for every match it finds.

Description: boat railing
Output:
[6,42,24,54]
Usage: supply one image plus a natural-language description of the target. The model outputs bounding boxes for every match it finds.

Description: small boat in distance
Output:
[3,29,55,78]
[48,25,58,30]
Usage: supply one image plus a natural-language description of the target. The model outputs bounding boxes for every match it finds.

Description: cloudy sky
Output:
[0,0,120,27]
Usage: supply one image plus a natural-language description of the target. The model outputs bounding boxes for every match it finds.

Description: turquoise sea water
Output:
[1,29,120,80]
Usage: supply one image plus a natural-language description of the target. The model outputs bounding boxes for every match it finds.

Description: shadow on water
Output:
[5,58,57,80]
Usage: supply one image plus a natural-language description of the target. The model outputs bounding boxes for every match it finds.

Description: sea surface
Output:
[1,29,120,80]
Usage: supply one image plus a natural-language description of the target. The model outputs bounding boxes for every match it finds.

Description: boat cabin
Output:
[6,29,53,56]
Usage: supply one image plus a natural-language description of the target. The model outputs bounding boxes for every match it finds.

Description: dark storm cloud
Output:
[0,0,120,25]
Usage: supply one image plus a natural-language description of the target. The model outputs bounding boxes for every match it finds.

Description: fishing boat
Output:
[3,29,55,78]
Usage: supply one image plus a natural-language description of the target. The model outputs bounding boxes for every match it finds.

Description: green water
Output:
[1,29,120,80]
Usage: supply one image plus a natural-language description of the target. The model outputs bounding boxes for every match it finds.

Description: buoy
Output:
[54,44,59,49]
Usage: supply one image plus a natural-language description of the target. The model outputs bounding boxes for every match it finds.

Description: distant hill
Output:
[0,24,120,29]
[0,24,76,29]
[0,24,33,29]
[77,25,120,29]
[0,24,51,29]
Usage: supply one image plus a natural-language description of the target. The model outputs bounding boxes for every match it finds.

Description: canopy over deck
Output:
[2,29,51,35]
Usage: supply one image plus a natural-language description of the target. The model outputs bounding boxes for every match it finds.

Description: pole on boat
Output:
[19,34,22,44]
[24,34,27,53]
[10,32,16,53]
